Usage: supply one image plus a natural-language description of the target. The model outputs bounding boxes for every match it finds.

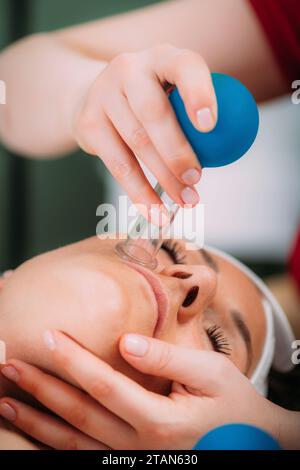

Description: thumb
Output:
[119,334,233,395]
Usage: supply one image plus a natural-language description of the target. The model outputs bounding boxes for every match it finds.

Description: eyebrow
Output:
[230,309,253,374]
[199,249,219,273]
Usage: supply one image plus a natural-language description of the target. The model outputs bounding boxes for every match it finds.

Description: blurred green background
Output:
[0,0,299,413]
[0,0,292,279]
[0,0,160,271]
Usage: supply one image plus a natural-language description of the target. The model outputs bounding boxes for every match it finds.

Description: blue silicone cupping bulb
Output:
[115,73,259,269]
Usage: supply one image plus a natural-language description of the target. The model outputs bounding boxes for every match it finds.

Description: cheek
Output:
[160,320,208,351]
[67,279,131,357]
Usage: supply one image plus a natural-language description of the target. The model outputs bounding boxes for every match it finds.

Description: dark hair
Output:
[268,364,300,411]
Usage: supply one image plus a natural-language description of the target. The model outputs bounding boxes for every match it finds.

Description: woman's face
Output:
[0,237,265,395]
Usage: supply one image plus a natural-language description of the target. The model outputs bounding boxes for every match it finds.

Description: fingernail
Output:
[2,270,13,279]
[124,334,149,357]
[43,330,56,351]
[0,403,17,422]
[196,107,215,132]
[181,168,201,185]
[1,365,20,383]
[149,206,170,227]
[181,187,199,205]
[0,340,6,364]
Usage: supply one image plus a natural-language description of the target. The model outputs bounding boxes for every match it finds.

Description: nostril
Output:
[172,272,192,279]
[182,286,199,307]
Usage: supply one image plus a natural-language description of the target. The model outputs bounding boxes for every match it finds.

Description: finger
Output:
[120,334,236,396]
[2,270,13,279]
[125,76,202,195]
[75,108,168,223]
[0,360,133,449]
[42,330,169,427]
[155,45,217,132]
[104,92,197,207]
[0,270,13,289]
[0,398,108,450]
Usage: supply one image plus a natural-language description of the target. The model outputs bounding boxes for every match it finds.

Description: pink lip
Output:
[124,261,169,336]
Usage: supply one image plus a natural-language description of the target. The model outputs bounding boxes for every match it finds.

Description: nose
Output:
[161,264,217,319]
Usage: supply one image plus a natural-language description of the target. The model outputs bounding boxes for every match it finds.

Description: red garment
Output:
[249,0,300,83]
[249,0,300,294]
[289,229,300,294]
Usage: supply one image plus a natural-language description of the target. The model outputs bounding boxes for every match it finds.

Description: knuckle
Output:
[89,378,113,400]
[29,381,44,401]
[142,414,162,435]
[172,50,204,81]
[175,48,201,66]
[129,126,151,150]
[153,423,175,441]
[154,43,175,55]
[111,159,133,180]
[185,84,212,110]
[144,416,177,442]
[66,405,87,429]
[61,434,79,451]
[155,344,173,373]
[76,110,98,135]
[155,175,178,196]
[74,113,100,155]
[112,52,136,73]
[21,418,38,437]
[166,141,192,164]
[138,97,169,122]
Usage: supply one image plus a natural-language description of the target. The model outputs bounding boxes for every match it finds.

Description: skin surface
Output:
[0,0,295,450]
[0,0,285,156]
[0,0,286,212]
[0,236,265,403]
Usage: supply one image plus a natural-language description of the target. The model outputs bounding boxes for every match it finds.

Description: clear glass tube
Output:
[115,184,179,270]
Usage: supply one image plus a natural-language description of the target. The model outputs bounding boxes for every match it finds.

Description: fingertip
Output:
[0,399,17,422]
[196,107,217,133]
[42,329,57,351]
[181,167,201,186]
[181,186,200,206]
[3,358,23,368]
[0,363,20,383]
[119,334,150,359]
[149,205,170,227]
[183,81,217,133]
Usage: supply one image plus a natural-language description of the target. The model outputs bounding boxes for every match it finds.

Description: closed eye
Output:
[206,325,231,356]
[161,241,186,264]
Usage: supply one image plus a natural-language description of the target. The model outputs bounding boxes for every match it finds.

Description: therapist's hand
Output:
[73,45,217,222]
[0,331,280,450]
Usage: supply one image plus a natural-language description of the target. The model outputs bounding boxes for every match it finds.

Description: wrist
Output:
[67,59,107,142]
[248,396,282,445]
[56,43,107,145]
[259,398,300,450]
[277,407,300,449]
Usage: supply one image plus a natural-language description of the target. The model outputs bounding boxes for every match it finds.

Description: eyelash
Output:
[161,242,230,356]
[206,325,231,356]
[161,240,187,264]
